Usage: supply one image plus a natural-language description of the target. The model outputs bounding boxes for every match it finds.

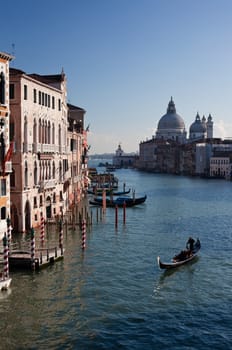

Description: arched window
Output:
[48,121,51,144]
[45,120,48,144]
[34,161,37,185]
[59,161,62,182]
[52,161,55,179]
[33,118,37,144]
[1,207,6,220]
[58,124,61,152]
[48,161,51,179]
[52,123,55,144]
[39,161,42,181]
[42,161,45,180]
[24,161,28,187]
[45,161,48,180]
[42,120,45,143]
[39,119,42,143]
[24,116,28,146]
[0,72,5,104]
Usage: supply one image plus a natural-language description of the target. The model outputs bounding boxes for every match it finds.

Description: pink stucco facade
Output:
[9,68,88,232]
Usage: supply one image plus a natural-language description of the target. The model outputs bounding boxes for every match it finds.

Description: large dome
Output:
[157,98,185,130]
[155,98,186,144]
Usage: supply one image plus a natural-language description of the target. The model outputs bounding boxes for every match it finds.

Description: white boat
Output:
[0,277,11,291]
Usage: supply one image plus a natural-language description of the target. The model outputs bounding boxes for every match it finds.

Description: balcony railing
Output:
[39,179,56,191]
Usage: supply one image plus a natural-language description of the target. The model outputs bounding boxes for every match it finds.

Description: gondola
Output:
[89,195,147,208]
[87,188,131,196]
[157,239,201,270]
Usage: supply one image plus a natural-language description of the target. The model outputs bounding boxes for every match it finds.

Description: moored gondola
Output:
[89,195,147,208]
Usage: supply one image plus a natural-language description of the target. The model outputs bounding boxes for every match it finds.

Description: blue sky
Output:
[2,0,232,154]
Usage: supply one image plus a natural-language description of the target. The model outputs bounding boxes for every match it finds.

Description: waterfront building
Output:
[9,68,69,232]
[137,97,215,176]
[195,141,232,178]
[112,144,137,168]
[0,51,14,238]
[67,103,88,207]
[195,142,212,176]
[210,157,230,179]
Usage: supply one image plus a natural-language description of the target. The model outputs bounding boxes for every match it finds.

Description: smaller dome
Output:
[190,113,206,133]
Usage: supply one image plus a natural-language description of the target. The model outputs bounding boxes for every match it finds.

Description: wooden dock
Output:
[8,246,64,271]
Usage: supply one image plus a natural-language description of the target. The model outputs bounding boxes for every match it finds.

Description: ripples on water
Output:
[1,169,232,349]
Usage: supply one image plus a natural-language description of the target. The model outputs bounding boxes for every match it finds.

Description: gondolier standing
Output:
[186,237,195,251]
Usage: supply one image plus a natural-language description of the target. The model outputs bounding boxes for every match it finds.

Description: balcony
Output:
[39,179,56,191]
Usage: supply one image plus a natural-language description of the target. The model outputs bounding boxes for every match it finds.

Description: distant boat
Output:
[106,165,116,172]
[89,195,147,208]
[157,239,201,270]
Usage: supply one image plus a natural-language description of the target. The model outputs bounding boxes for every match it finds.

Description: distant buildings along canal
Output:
[136,97,232,179]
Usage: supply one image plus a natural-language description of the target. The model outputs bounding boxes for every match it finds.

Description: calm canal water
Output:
[1,165,232,349]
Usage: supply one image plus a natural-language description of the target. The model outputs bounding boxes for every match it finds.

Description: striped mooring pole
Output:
[31,227,35,271]
[81,219,86,250]
[3,233,9,279]
[40,212,45,247]
[59,218,63,254]
[7,217,12,251]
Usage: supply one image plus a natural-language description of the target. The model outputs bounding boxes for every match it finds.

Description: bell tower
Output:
[206,114,213,139]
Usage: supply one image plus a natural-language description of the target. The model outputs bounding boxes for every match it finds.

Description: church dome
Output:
[190,113,206,133]
[157,98,185,130]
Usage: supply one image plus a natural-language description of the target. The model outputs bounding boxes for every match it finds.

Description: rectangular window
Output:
[42,92,44,106]
[10,122,15,141]
[39,91,41,105]
[52,96,55,109]
[1,207,6,219]
[9,84,15,99]
[34,197,37,208]
[1,179,6,196]
[24,85,28,100]
[48,95,50,108]
[58,99,61,111]
[33,89,37,103]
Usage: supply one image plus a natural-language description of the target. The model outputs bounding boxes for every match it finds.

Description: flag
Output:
[4,141,14,163]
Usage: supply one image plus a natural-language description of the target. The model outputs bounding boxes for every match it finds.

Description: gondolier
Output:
[186,237,195,251]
